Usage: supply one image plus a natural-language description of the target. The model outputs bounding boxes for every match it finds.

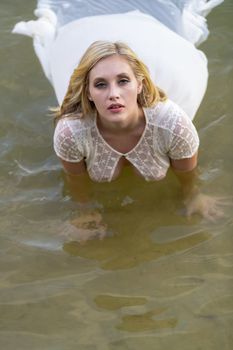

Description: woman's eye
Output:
[119,78,129,85]
[95,82,106,88]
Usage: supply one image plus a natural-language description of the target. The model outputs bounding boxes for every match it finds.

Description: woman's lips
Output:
[107,104,125,112]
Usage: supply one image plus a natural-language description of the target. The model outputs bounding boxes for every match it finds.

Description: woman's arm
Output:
[61,158,87,175]
[60,158,90,202]
[59,158,107,241]
[170,153,199,199]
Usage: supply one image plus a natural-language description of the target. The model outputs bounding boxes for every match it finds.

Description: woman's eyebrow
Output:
[93,77,106,83]
[117,73,130,78]
[93,73,130,82]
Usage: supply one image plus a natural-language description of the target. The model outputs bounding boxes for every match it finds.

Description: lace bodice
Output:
[53,99,199,182]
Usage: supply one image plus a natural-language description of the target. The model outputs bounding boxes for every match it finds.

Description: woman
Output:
[53,40,225,222]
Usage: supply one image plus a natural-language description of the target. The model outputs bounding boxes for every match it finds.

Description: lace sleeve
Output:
[166,102,200,160]
[53,118,84,162]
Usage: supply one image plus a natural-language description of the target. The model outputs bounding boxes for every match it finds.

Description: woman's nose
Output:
[108,84,120,100]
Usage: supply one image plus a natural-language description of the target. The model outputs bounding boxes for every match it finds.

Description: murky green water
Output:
[0,1,233,349]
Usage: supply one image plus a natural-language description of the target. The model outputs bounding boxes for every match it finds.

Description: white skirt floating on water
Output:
[12,0,223,119]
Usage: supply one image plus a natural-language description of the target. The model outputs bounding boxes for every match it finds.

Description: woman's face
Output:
[88,54,142,128]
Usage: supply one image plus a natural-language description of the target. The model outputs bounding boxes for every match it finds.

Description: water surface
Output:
[0,1,233,349]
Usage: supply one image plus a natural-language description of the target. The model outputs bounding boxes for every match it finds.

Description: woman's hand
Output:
[62,210,108,243]
[184,192,231,222]
[171,156,232,222]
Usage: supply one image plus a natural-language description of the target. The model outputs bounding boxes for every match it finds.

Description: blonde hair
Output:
[54,40,167,123]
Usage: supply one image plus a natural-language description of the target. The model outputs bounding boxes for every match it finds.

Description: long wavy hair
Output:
[54,40,167,123]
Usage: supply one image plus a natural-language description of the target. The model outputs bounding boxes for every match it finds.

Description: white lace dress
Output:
[54,99,199,182]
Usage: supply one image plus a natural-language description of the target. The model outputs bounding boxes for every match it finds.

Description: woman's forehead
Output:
[89,55,135,80]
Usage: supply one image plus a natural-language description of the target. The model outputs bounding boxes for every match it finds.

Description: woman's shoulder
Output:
[54,114,95,136]
[53,114,95,162]
[145,99,199,159]
[146,99,192,130]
